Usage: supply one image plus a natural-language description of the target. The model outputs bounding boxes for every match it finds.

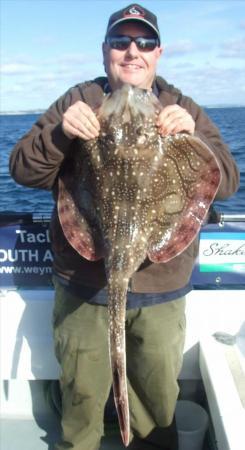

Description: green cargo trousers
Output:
[53,280,186,450]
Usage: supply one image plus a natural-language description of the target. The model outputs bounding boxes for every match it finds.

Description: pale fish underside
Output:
[58,84,221,446]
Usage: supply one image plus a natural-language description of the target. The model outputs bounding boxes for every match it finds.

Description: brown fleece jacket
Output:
[9,77,240,293]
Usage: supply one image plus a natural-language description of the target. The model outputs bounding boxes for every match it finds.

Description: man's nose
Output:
[125,41,139,57]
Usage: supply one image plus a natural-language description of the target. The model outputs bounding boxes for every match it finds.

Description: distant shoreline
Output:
[0,110,45,116]
[1,105,245,115]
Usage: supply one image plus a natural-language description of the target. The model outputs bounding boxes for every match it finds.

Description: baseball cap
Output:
[105,4,161,44]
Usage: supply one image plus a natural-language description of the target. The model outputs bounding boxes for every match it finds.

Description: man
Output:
[9,4,239,450]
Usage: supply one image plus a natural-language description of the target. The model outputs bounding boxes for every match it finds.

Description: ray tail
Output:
[108,279,130,446]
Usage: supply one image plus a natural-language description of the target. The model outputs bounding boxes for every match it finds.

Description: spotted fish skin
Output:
[58,84,221,446]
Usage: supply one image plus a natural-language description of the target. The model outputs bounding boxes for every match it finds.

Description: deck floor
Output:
[1,418,126,450]
[1,417,212,450]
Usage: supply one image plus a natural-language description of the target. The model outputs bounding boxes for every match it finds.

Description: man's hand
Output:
[62,101,100,140]
[156,105,195,136]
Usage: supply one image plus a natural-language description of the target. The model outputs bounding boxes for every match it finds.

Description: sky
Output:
[1,0,245,112]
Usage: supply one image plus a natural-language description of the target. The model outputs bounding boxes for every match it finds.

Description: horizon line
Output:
[1,104,245,115]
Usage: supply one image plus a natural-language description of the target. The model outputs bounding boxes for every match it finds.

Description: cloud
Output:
[3,84,24,94]
[55,53,96,65]
[160,62,245,106]
[164,40,210,57]
[1,63,37,75]
[0,52,101,92]
[1,51,99,75]
[219,37,245,58]
[0,53,103,111]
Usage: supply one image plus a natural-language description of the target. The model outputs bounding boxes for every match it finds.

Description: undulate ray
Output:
[57,84,221,446]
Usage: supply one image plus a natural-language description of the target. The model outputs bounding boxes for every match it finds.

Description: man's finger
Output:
[156,105,183,124]
[77,102,101,130]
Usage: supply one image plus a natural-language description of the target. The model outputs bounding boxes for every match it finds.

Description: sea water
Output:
[0,107,244,215]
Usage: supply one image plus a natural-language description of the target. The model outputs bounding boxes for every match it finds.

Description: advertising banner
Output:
[0,220,245,289]
[0,223,53,288]
[192,223,245,287]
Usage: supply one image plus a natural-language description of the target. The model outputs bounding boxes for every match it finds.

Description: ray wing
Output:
[147,133,221,263]
[58,177,104,261]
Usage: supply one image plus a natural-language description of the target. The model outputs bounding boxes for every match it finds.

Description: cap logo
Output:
[124,5,145,18]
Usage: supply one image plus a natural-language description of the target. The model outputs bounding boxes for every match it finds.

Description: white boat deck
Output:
[200,332,245,450]
[0,418,125,450]
[1,289,244,450]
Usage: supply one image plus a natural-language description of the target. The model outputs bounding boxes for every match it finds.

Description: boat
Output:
[0,211,244,450]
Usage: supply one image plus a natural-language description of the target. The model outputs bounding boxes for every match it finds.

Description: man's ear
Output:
[157,45,164,59]
[102,42,109,72]
[102,42,109,57]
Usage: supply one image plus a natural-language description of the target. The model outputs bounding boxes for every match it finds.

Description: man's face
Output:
[102,22,163,90]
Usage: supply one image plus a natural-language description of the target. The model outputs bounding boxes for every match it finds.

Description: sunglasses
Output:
[106,35,159,52]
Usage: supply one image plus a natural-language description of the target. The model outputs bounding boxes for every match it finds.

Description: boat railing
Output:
[0,211,245,290]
